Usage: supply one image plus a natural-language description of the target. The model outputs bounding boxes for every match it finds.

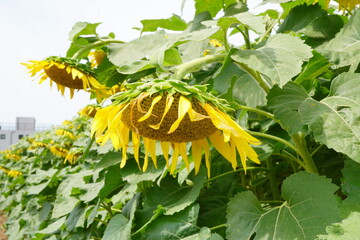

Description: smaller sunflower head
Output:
[56,128,76,140]
[92,79,261,176]
[88,50,107,67]
[64,148,83,165]
[79,104,101,118]
[50,145,69,158]
[22,56,106,98]
[4,154,21,161]
[7,170,22,178]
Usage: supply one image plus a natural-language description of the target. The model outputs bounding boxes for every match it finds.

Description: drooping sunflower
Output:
[22,56,106,98]
[91,79,260,176]
[79,104,101,118]
[64,148,83,164]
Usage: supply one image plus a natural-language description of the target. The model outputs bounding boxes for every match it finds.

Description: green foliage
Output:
[2,1,360,239]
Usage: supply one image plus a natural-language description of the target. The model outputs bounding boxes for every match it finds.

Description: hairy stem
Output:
[266,157,281,200]
[292,133,318,173]
[172,54,226,80]
[72,39,124,59]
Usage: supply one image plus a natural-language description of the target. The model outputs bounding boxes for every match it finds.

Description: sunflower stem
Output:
[210,224,227,231]
[71,39,125,59]
[172,54,226,80]
[79,137,95,162]
[266,157,281,200]
[234,62,271,93]
[291,133,318,174]
[204,167,269,184]
[230,102,275,121]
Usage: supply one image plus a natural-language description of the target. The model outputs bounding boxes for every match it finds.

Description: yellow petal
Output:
[192,140,203,174]
[143,137,150,172]
[200,138,211,177]
[138,95,162,122]
[148,138,157,168]
[149,94,174,129]
[209,131,237,170]
[188,108,209,121]
[160,141,170,167]
[168,96,192,134]
[170,143,180,174]
[120,125,129,168]
[179,142,189,171]
[132,132,141,169]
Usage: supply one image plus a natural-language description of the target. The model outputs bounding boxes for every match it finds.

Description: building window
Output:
[18,134,24,139]
[0,134,5,140]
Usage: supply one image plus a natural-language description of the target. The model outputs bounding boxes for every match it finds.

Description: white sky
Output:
[0,0,264,126]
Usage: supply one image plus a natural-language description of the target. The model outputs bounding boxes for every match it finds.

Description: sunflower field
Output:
[2,0,360,239]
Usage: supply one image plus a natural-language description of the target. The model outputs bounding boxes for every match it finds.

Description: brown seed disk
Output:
[44,64,84,89]
[121,93,218,143]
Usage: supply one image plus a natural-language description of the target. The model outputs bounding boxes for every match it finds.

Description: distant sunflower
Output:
[64,148,83,164]
[338,0,359,10]
[22,56,106,98]
[50,145,69,158]
[79,104,101,118]
[91,79,260,176]
[88,50,107,68]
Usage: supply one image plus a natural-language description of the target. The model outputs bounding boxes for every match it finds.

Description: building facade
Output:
[0,117,36,150]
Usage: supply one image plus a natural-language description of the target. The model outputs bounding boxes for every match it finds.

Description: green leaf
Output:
[340,160,360,217]
[299,73,360,162]
[102,214,130,240]
[195,0,223,17]
[68,22,101,41]
[141,15,187,33]
[226,172,341,240]
[294,51,329,90]
[182,227,224,240]
[102,195,137,240]
[99,166,124,200]
[65,202,86,231]
[163,48,183,66]
[305,15,344,39]
[141,204,200,240]
[233,12,266,34]
[143,169,206,215]
[121,159,164,185]
[267,82,310,135]
[277,4,325,33]
[38,216,66,234]
[317,212,360,240]
[95,152,121,169]
[318,10,360,68]
[231,34,312,87]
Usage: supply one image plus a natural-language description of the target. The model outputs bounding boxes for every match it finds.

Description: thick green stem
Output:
[79,137,95,162]
[247,131,298,154]
[230,102,275,121]
[172,54,226,80]
[204,167,269,184]
[266,158,281,200]
[292,133,318,173]
[72,39,124,59]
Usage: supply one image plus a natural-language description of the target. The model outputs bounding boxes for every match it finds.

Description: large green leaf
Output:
[141,15,187,32]
[143,169,206,215]
[99,166,124,200]
[299,73,360,162]
[340,160,360,217]
[102,195,138,240]
[318,10,360,68]
[181,228,224,240]
[277,4,325,33]
[267,82,310,135]
[317,212,360,240]
[141,204,200,240]
[231,34,312,87]
[195,0,223,17]
[68,22,101,41]
[226,172,341,240]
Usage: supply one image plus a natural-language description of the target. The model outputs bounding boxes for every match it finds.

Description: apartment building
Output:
[0,117,36,150]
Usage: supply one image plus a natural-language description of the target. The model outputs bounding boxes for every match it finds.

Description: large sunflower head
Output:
[22,56,106,98]
[91,79,260,176]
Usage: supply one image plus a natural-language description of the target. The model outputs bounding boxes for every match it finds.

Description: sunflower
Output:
[88,50,107,68]
[4,154,21,161]
[56,128,76,140]
[64,148,83,164]
[50,145,69,158]
[7,170,22,178]
[79,104,101,118]
[338,0,359,10]
[91,79,260,176]
[22,56,106,98]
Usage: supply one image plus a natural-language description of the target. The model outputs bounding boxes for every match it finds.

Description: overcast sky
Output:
[0,0,264,126]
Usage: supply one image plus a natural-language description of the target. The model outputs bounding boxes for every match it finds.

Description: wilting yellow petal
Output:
[200,138,211,177]
[132,132,141,168]
[138,95,162,122]
[143,137,150,172]
[188,108,209,121]
[160,141,170,166]
[148,138,157,168]
[149,94,174,129]
[120,126,130,168]
[179,142,189,171]
[209,131,237,170]
[168,96,192,134]
[170,143,180,174]
[192,140,203,174]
